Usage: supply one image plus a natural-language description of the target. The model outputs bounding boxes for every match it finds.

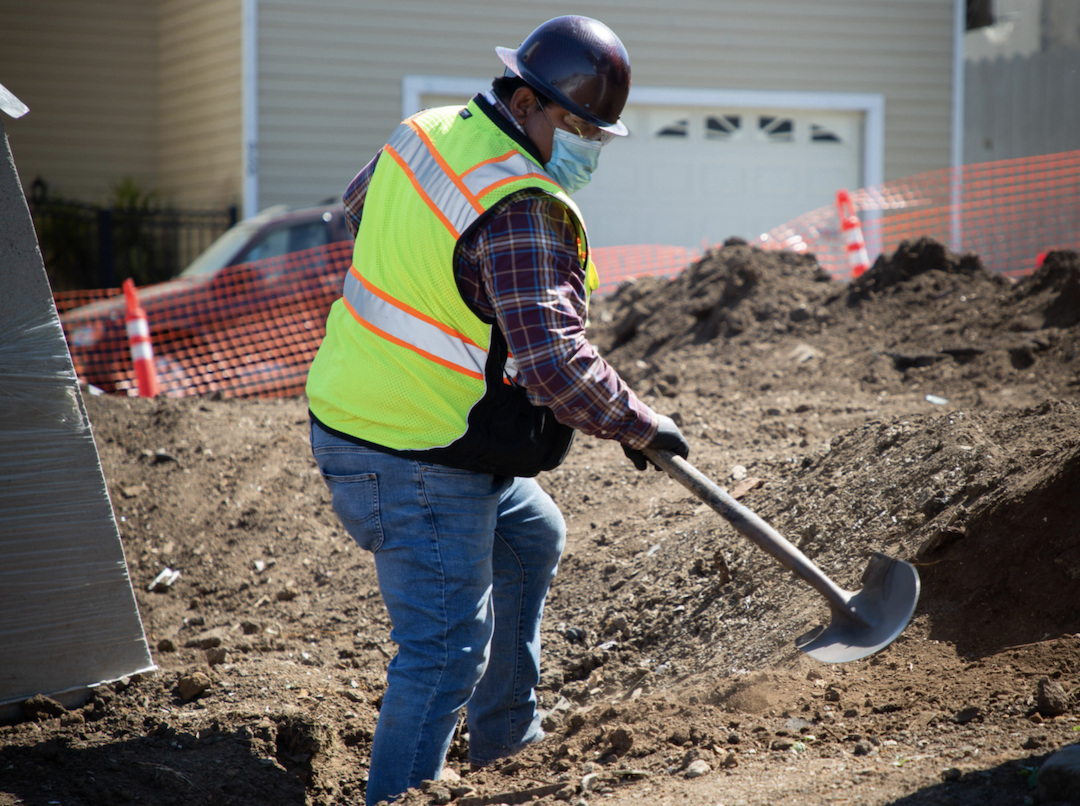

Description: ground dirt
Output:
[3,238,1080,806]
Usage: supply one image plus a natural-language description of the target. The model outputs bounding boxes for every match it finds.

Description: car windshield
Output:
[178,219,267,278]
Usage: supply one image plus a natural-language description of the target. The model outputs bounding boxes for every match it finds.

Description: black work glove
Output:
[622,414,690,471]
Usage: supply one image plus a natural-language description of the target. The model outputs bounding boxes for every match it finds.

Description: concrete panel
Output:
[0,105,154,714]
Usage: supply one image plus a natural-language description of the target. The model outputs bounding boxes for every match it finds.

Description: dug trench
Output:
[1,238,1079,806]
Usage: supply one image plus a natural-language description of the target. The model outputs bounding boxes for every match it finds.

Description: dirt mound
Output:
[1014,249,1080,330]
[594,239,833,362]
[847,236,989,299]
[3,237,1080,806]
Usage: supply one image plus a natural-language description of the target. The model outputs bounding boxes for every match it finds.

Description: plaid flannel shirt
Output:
[342,92,658,449]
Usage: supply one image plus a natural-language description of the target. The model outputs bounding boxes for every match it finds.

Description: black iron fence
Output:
[30,199,238,291]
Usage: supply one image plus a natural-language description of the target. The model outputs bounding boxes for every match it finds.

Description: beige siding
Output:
[157,0,243,209]
[257,0,954,210]
[0,0,158,203]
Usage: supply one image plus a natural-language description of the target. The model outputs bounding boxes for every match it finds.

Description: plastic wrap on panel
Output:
[0,117,154,710]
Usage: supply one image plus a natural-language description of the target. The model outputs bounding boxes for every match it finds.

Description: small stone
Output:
[419,782,451,805]
[185,631,223,650]
[206,647,227,666]
[1037,677,1069,717]
[1022,735,1046,750]
[684,759,711,779]
[824,687,841,702]
[22,695,65,721]
[727,732,741,744]
[602,614,629,638]
[608,726,634,755]
[942,767,962,782]
[722,750,738,769]
[953,706,981,725]
[156,638,176,653]
[843,708,859,719]
[178,672,211,701]
[771,739,795,751]
[853,742,870,756]
[276,581,299,601]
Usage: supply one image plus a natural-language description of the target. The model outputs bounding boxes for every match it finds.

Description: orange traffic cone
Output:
[837,189,870,278]
[123,278,160,398]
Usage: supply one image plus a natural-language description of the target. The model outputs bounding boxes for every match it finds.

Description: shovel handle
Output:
[645,448,865,625]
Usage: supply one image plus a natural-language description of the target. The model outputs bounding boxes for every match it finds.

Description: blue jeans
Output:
[310,424,566,806]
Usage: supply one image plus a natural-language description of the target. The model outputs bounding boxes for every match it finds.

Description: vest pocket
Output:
[322,472,385,552]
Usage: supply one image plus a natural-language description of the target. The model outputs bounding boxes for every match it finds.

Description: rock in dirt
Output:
[22,694,65,721]
[1036,744,1080,803]
[1037,677,1070,717]
[684,759,711,779]
[177,672,211,701]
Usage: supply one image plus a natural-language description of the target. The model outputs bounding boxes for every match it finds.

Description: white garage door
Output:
[573,105,863,248]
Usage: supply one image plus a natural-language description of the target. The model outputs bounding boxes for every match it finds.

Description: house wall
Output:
[0,0,158,203]
[158,0,244,209]
[257,0,955,211]
[965,46,1080,163]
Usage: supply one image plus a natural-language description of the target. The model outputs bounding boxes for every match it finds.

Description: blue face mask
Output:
[545,127,602,195]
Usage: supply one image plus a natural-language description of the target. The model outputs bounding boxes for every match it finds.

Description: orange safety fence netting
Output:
[757,149,1080,281]
[53,150,1080,399]
[55,241,354,400]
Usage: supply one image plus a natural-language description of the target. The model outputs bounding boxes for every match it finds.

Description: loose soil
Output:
[3,239,1080,806]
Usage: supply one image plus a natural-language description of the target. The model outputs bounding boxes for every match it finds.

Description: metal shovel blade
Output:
[644,448,921,663]
[794,552,921,663]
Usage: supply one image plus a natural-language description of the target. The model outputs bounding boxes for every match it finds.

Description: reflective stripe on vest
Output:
[342,263,520,383]
[384,119,562,240]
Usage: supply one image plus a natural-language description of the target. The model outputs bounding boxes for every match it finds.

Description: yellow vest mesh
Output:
[307,99,592,451]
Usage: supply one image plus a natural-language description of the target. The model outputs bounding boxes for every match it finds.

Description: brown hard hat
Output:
[496,16,631,136]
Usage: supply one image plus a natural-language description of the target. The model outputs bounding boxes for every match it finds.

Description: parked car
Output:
[60,201,353,398]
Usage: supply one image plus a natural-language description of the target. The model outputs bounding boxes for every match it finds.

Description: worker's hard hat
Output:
[496,16,631,137]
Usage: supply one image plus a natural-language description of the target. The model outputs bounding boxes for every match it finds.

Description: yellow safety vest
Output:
[307,95,598,475]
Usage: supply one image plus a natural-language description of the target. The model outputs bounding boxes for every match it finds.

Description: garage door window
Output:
[656,118,690,137]
[706,115,741,140]
[811,123,843,143]
[758,116,794,143]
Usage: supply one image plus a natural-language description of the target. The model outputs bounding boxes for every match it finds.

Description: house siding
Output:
[257,0,954,210]
[0,0,158,203]
[157,0,243,209]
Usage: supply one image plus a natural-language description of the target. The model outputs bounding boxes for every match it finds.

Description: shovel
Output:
[645,448,920,663]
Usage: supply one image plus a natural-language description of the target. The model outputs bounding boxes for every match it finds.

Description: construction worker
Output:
[305,15,689,805]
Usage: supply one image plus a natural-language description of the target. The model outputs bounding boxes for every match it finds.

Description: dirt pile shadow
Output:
[919,427,1080,657]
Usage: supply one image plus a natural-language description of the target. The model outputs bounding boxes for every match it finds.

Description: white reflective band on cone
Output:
[130,342,154,362]
[126,319,150,339]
